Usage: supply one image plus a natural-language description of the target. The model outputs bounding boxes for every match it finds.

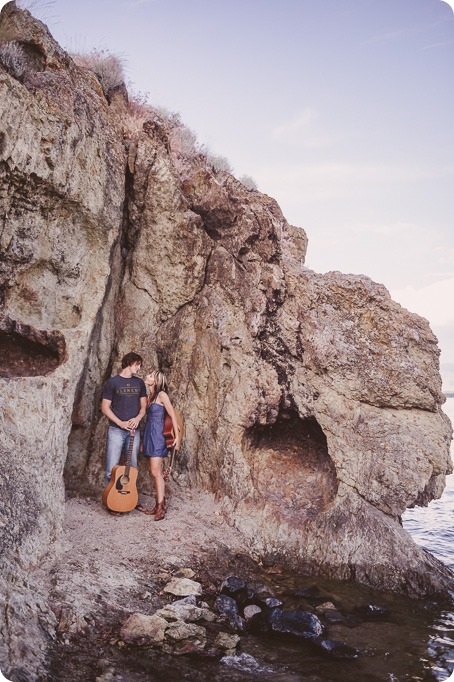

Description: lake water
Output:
[402,398,454,571]
[214,398,454,682]
[400,396,454,681]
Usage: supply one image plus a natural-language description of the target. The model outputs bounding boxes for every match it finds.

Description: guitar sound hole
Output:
[120,475,130,486]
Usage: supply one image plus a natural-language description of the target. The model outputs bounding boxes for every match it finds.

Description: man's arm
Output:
[101,399,131,430]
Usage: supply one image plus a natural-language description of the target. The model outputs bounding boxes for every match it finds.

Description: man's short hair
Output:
[121,352,143,369]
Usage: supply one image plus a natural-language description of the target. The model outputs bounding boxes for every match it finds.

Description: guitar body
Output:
[163,408,184,447]
[102,464,139,512]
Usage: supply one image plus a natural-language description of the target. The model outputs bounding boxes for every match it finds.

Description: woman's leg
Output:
[149,457,165,503]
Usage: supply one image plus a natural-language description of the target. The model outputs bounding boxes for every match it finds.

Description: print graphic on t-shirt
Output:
[116,385,141,397]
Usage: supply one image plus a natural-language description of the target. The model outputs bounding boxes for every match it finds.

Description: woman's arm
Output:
[159,392,181,450]
[128,396,147,429]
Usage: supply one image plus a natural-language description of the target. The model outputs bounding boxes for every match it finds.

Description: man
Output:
[101,352,147,485]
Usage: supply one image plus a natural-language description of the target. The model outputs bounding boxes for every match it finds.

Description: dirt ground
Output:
[41,482,270,680]
[48,482,256,635]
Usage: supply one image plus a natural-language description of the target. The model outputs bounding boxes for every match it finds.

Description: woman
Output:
[139,370,180,520]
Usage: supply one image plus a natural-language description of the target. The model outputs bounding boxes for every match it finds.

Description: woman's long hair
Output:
[147,370,168,404]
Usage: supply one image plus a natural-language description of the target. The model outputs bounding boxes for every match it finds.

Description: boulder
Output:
[313,638,359,659]
[164,621,207,655]
[155,603,204,623]
[268,609,324,639]
[120,614,168,645]
[172,595,197,606]
[215,594,239,619]
[214,632,241,651]
[263,597,283,610]
[215,594,245,631]
[315,602,337,612]
[163,578,203,597]
[243,605,262,621]
[174,568,196,579]
[220,576,248,604]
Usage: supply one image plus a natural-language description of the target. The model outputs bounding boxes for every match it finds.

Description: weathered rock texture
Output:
[0,3,452,680]
[0,3,126,678]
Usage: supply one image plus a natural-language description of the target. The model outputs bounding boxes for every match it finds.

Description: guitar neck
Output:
[125,429,136,473]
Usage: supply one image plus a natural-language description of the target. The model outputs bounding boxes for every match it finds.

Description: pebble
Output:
[214,632,241,650]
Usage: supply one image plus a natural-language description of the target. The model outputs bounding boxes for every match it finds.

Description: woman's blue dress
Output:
[142,402,168,458]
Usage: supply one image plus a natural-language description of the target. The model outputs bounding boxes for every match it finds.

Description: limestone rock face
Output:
[146,159,452,597]
[0,3,126,677]
[0,2,453,679]
[100,116,452,600]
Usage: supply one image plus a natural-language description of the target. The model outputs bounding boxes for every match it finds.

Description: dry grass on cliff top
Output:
[69,48,257,188]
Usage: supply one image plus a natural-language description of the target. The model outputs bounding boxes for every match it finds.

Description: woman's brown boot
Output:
[149,497,166,515]
[154,501,166,521]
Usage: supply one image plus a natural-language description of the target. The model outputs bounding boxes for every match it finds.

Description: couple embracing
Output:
[101,352,181,521]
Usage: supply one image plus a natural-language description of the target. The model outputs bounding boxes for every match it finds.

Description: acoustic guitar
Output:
[163,408,184,448]
[102,428,139,512]
[162,408,184,481]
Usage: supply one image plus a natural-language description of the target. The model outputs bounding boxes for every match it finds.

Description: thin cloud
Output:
[392,278,454,327]
[361,28,412,46]
[256,162,453,202]
[420,40,454,50]
[433,246,454,266]
[123,0,155,6]
[273,108,316,137]
[272,109,339,149]
[349,221,426,237]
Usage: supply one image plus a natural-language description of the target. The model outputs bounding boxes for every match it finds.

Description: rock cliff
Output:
[0,3,452,679]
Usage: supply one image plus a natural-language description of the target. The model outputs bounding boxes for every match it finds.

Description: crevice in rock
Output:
[258,322,300,387]
[243,410,338,522]
[0,316,66,377]
[64,151,135,494]
[64,262,119,495]
[18,40,46,71]
[120,150,158,260]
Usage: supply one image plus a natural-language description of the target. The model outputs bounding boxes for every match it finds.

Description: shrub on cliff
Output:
[239,174,258,191]
[72,49,126,96]
[17,0,55,20]
[123,89,252,185]
[0,41,27,79]
[124,89,159,135]
[205,152,233,174]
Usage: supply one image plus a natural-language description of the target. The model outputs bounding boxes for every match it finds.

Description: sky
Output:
[4,0,454,373]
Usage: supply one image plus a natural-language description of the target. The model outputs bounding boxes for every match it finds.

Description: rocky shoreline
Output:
[36,488,452,681]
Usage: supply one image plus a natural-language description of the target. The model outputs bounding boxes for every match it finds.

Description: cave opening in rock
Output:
[0,322,66,377]
[243,411,338,521]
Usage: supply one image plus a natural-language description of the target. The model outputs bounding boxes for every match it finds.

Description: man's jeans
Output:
[105,426,139,485]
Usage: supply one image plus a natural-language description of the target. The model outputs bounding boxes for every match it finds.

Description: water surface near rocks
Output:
[399,396,454,681]
[48,570,453,682]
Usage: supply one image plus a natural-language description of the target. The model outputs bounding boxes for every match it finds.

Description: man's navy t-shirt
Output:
[101,375,147,427]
